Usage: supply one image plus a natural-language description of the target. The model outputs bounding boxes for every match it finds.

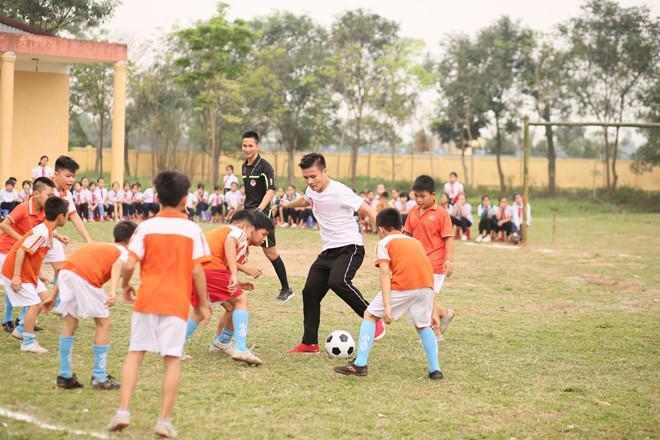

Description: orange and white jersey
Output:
[1,223,53,285]
[60,242,129,288]
[375,232,434,291]
[128,210,210,320]
[53,187,77,217]
[203,225,249,271]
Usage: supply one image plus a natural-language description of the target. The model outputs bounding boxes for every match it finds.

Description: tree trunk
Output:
[287,143,296,187]
[542,105,556,195]
[460,147,468,188]
[123,122,131,178]
[612,127,620,192]
[96,116,104,175]
[210,107,219,186]
[351,112,362,189]
[603,127,611,194]
[391,143,396,186]
[495,115,506,193]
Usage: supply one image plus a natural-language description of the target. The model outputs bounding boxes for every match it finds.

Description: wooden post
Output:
[522,116,530,248]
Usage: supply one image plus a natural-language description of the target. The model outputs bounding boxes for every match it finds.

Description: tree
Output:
[0,0,119,36]
[175,4,254,185]
[632,79,660,173]
[70,63,113,175]
[477,16,535,193]
[561,0,660,193]
[330,9,401,188]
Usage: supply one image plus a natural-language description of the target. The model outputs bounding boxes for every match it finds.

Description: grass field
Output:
[0,198,658,439]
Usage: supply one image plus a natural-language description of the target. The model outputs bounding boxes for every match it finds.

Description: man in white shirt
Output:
[281,153,384,354]
[443,172,464,205]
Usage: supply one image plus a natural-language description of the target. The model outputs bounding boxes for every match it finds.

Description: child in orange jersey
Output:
[54,221,137,390]
[107,171,211,439]
[333,208,442,380]
[0,197,69,353]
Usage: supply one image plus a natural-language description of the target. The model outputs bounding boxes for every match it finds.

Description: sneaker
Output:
[154,420,178,438]
[483,235,492,242]
[11,328,23,340]
[107,412,130,432]
[91,374,120,390]
[460,234,467,241]
[57,374,83,389]
[287,342,320,354]
[439,309,455,336]
[2,320,14,333]
[475,235,483,242]
[209,339,234,356]
[334,361,368,377]
[231,348,263,366]
[276,288,294,302]
[374,319,385,341]
[429,370,444,380]
[20,341,47,353]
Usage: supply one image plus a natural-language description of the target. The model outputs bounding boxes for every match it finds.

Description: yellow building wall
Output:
[0,70,69,181]
[70,147,660,191]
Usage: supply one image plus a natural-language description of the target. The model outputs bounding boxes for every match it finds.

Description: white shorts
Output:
[0,275,47,307]
[43,238,65,264]
[366,288,434,328]
[433,274,446,295]
[54,269,109,319]
[128,312,187,358]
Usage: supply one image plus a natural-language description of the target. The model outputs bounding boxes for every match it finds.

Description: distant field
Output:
[0,201,658,439]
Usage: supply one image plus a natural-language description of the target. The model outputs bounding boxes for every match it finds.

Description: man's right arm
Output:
[281,196,309,209]
[0,217,21,241]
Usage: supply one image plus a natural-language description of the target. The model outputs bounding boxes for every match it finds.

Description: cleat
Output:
[276,288,294,302]
[57,374,83,389]
[439,309,455,336]
[231,349,263,366]
[91,374,120,390]
[429,370,444,380]
[209,339,234,356]
[2,320,14,333]
[11,328,22,340]
[334,361,368,376]
[107,412,130,432]
[374,319,385,341]
[20,341,47,353]
[154,420,178,438]
[287,342,320,354]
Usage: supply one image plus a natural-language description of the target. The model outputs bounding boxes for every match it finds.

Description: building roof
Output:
[0,16,54,37]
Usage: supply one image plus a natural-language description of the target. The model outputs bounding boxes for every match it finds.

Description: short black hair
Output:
[381,191,389,198]
[8,177,17,184]
[481,194,490,201]
[499,195,507,202]
[226,164,234,171]
[412,175,435,193]
[4,179,14,186]
[231,209,255,226]
[252,210,274,234]
[44,197,69,221]
[154,171,190,208]
[242,131,260,143]
[299,153,326,170]
[213,185,220,191]
[376,208,402,231]
[197,183,205,190]
[33,177,55,192]
[513,192,521,199]
[449,171,458,178]
[39,155,48,163]
[97,177,105,182]
[113,221,137,243]
[21,180,31,187]
[55,156,79,173]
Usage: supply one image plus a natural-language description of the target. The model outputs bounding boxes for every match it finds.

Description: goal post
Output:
[521,118,660,247]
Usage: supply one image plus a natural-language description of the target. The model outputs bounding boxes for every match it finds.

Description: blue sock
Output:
[215,327,233,344]
[59,336,74,378]
[185,318,199,343]
[3,295,13,323]
[17,306,26,324]
[16,317,25,335]
[232,309,249,352]
[354,319,376,367]
[22,332,35,346]
[92,344,109,381]
[419,327,441,373]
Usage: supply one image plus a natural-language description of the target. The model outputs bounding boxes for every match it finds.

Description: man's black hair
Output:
[242,131,260,143]
[412,175,435,193]
[252,210,275,234]
[376,208,402,231]
[114,221,137,243]
[55,156,79,173]
[44,197,69,221]
[298,153,326,170]
[33,177,55,192]
[231,209,255,226]
[97,177,105,182]
[154,171,190,208]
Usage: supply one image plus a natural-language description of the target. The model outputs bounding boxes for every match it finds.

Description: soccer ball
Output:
[325,330,355,359]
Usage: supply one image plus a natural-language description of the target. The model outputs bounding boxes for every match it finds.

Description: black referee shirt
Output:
[242,154,276,211]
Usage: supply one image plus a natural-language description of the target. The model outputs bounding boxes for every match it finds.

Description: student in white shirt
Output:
[511,192,531,244]
[224,181,242,221]
[141,185,158,218]
[185,191,197,220]
[476,194,497,242]
[96,177,109,220]
[17,180,32,203]
[0,179,18,218]
[31,155,54,180]
[107,181,123,221]
[495,196,514,240]
[194,183,209,222]
[450,193,473,241]
[130,183,143,220]
[88,181,101,221]
[208,185,224,223]
[443,171,464,205]
[222,165,239,193]
[121,182,132,219]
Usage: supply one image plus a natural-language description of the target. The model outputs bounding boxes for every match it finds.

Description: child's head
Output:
[196,183,205,192]
[376,184,385,195]
[230,209,256,237]
[22,180,32,192]
[412,175,436,209]
[400,192,408,202]
[376,208,402,238]
[33,177,55,207]
[448,171,458,183]
[440,192,450,206]
[44,196,69,226]
[154,171,190,209]
[457,194,466,205]
[123,181,130,191]
[513,192,522,204]
[277,187,285,197]
[231,181,239,192]
[4,179,14,191]
[499,196,508,207]
[250,211,275,246]
[39,155,49,167]
[226,164,234,174]
[113,220,138,244]
[213,185,220,193]
[53,156,79,190]
[481,194,490,206]
[73,181,82,192]
[287,185,295,195]
[367,190,375,200]
[97,177,105,188]
[380,191,389,201]
[90,181,97,191]
[112,181,120,191]
[130,183,138,193]
[81,177,90,188]
[391,188,399,199]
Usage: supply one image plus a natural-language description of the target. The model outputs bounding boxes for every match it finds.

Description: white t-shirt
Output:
[209,192,224,207]
[31,166,54,179]
[304,179,364,251]
[444,181,464,201]
[223,174,239,190]
[452,203,473,223]
[225,190,242,209]
[80,188,93,204]
[511,202,532,227]
[142,188,156,203]
[185,192,197,209]
[54,187,77,216]
[108,189,123,203]
[195,191,209,204]
[0,188,17,203]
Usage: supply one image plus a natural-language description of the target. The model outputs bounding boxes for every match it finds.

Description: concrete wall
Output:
[69,147,660,191]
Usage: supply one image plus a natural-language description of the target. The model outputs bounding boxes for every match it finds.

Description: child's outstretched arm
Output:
[378,261,393,324]
[443,236,454,277]
[0,217,22,241]
[237,263,262,279]
[358,202,377,229]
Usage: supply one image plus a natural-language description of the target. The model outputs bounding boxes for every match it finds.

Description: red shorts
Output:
[190,269,243,307]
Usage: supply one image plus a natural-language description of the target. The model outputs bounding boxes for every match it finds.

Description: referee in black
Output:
[241,131,293,302]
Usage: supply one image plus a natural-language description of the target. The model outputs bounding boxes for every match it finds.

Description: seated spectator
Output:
[0,179,18,218]
[391,188,402,210]
[96,177,109,220]
[375,191,391,212]
[17,180,32,203]
[450,193,473,240]
[142,184,158,219]
[511,192,531,245]
[121,182,132,219]
[224,181,242,221]
[398,192,410,224]
[31,155,54,179]
[439,192,451,214]
[476,195,497,242]
[495,196,513,240]
[444,171,464,205]
[223,164,239,194]
[280,185,298,227]
[185,190,197,220]
[88,181,101,221]
[208,185,224,223]
[72,181,88,221]
[371,183,386,208]
[129,183,143,220]
[108,181,123,221]
[271,187,285,225]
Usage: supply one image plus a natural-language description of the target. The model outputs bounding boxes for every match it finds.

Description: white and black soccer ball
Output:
[325,330,355,359]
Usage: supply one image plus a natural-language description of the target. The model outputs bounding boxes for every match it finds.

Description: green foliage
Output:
[0,0,119,35]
